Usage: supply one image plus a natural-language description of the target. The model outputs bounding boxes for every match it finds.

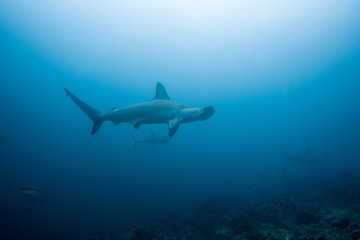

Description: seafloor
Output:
[86,174,360,240]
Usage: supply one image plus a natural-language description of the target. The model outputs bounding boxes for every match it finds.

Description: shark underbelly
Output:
[106,102,182,124]
[107,109,178,125]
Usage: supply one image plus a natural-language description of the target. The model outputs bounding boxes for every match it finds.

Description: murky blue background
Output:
[0,1,360,239]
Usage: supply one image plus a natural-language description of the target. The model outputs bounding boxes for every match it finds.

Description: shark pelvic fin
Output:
[154,82,170,100]
[64,88,104,135]
[168,117,182,137]
[130,119,142,129]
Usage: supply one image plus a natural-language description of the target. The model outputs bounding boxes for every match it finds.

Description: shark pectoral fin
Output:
[130,119,142,129]
[168,117,182,137]
[113,122,120,126]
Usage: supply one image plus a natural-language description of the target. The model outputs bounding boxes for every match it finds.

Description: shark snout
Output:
[200,106,215,121]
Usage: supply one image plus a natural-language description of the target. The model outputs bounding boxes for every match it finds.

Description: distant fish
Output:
[284,146,327,165]
[0,135,5,143]
[20,186,46,199]
[133,132,172,148]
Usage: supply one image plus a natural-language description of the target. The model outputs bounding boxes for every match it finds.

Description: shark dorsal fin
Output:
[154,82,170,100]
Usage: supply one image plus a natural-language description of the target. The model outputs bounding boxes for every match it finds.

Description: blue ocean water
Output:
[1,1,360,239]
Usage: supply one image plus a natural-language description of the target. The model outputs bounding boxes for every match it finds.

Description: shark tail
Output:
[64,88,104,135]
[132,135,138,148]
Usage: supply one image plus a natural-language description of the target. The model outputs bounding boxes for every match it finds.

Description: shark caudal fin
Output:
[64,88,104,135]
[132,135,138,148]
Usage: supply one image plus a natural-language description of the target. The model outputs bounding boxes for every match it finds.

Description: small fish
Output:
[20,186,46,199]
[0,135,5,143]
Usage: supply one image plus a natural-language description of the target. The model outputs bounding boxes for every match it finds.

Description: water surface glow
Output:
[1,0,359,98]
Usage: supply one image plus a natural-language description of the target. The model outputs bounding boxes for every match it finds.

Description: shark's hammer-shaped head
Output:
[180,106,215,122]
[200,106,215,121]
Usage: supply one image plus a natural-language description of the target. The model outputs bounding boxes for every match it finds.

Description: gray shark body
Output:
[65,83,214,137]
[133,132,171,148]
[285,147,326,165]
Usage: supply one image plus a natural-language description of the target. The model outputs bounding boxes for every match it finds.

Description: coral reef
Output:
[86,178,360,240]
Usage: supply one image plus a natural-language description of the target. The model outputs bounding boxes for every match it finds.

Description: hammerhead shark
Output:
[133,131,172,148]
[64,83,215,136]
[284,146,327,165]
